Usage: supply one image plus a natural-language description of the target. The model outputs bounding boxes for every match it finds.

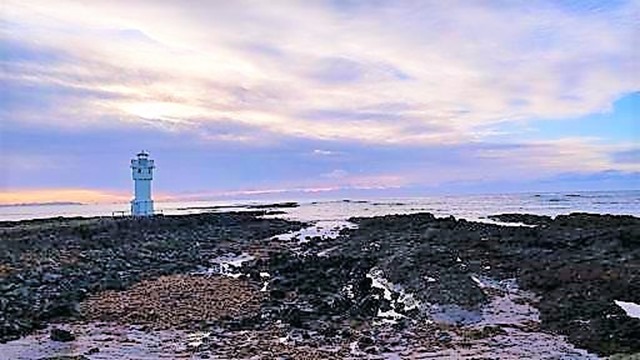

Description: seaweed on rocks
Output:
[340,212,640,356]
[0,212,304,343]
[344,213,490,309]
[2,210,638,357]
[81,274,263,329]
[488,213,553,226]
[262,252,390,329]
[247,202,299,209]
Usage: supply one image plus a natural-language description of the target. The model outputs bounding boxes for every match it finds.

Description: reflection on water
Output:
[414,275,599,359]
[271,220,357,241]
[1,190,638,222]
[0,323,191,360]
[614,300,640,319]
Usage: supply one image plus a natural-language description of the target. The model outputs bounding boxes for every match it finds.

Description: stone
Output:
[50,328,75,342]
[85,347,100,355]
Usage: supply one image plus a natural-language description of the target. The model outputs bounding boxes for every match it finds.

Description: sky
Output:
[0,0,638,204]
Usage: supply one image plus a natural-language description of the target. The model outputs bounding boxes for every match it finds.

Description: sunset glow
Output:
[1,0,638,204]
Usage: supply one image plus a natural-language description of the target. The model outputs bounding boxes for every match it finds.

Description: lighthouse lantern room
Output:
[130,151,155,216]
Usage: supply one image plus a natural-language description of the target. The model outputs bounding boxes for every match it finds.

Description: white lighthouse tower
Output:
[130,151,155,216]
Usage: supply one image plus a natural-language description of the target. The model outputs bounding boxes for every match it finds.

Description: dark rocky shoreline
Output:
[1,211,639,358]
[0,212,304,343]
[340,213,640,355]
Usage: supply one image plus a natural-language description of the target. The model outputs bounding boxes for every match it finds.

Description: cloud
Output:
[612,149,640,164]
[496,138,639,172]
[312,149,338,156]
[2,119,637,202]
[311,57,365,84]
[1,1,638,201]
[2,0,637,145]
[0,188,129,205]
[321,169,349,179]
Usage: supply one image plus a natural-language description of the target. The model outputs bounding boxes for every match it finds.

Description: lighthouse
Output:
[130,151,155,216]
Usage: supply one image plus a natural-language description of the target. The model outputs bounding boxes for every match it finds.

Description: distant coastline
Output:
[0,201,84,208]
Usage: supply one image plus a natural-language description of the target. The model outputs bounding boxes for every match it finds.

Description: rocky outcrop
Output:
[0,212,303,342]
[1,211,638,357]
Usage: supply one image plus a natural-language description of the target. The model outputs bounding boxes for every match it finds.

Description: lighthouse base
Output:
[131,199,154,216]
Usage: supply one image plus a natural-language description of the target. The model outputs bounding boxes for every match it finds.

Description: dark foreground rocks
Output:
[50,328,75,342]
[1,210,638,358]
[488,213,553,225]
[0,212,303,342]
[338,212,640,356]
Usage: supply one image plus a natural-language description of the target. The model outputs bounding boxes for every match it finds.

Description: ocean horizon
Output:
[2,189,638,222]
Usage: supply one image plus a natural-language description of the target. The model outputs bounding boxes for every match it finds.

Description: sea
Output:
[1,190,638,222]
